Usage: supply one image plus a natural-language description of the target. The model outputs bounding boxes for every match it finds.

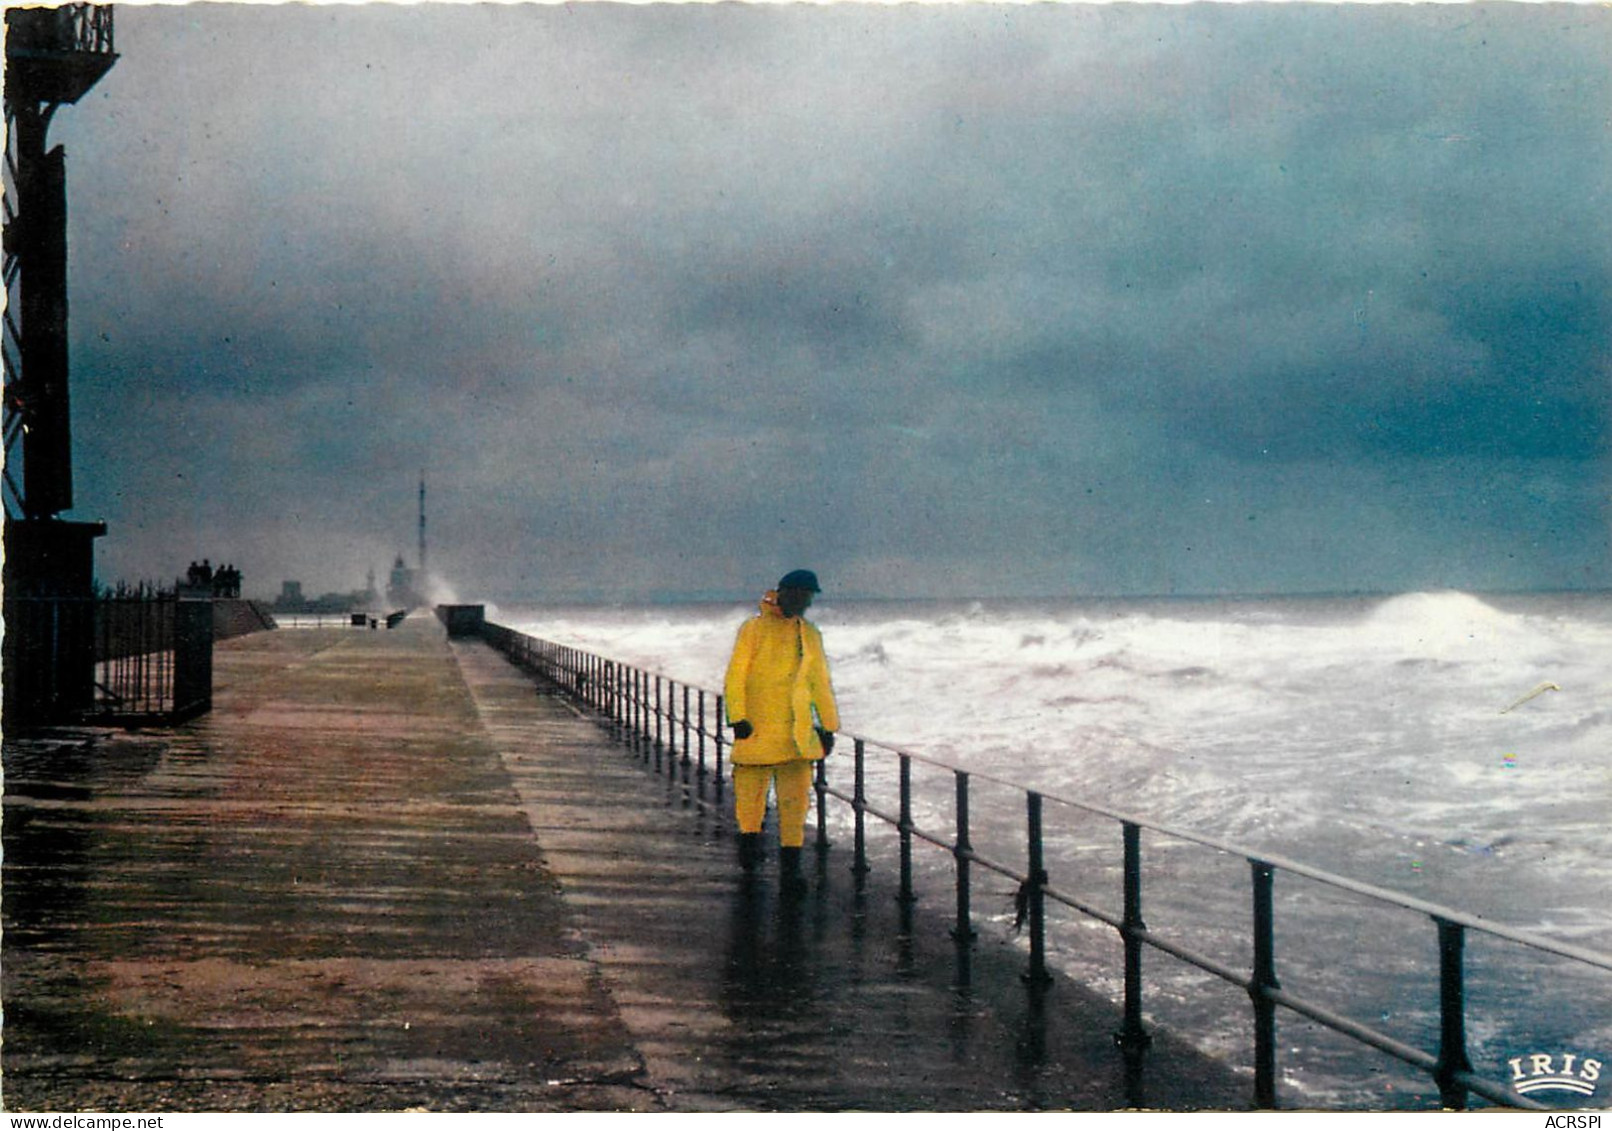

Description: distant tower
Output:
[417,471,427,580]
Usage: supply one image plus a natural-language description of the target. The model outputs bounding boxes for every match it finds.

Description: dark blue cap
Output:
[777,569,821,593]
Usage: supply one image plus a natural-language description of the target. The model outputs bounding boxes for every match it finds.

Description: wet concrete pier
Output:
[3,616,1250,1112]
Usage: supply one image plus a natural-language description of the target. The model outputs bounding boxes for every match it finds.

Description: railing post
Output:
[620,664,629,742]
[616,662,626,733]
[712,696,725,776]
[1117,821,1152,1053]
[851,738,870,876]
[654,675,664,770]
[173,596,213,721]
[952,771,976,943]
[1250,860,1280,1109]
[897,754,917,906]
[635,670,646,756]
[614,661,623,731]
[1433,918,1472,1110]
[639,670,650,758]
[814,759,829,849]
[712,696,725,812]
[663,678,672,771]
[668,680,685,789]
[1022,791,1051,988]
[681,684,692,767]
[697,689,708,788]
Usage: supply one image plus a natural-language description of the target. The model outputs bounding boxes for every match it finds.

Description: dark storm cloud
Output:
[44,1,1612,600]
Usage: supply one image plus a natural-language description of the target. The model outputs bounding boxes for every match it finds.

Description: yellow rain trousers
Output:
[724,591,840,846]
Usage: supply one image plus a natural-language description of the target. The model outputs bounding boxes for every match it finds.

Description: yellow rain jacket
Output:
[725,590,840,765]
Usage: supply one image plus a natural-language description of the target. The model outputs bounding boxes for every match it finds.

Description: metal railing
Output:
[272,610,409,630]
[482,623,732,801]
[478,621,1610,1111]
[93,593,213,722]
[4,595,96,724]
[3,594,212,726]
[273,611,372,629]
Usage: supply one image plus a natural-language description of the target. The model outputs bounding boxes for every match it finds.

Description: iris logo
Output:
[1509,1052,1602,1098]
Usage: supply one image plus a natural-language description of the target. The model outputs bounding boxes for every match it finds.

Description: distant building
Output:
[271,575,374,614]
[386,554,423,609]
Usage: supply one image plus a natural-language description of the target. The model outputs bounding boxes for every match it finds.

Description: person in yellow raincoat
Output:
[724,569,839,892]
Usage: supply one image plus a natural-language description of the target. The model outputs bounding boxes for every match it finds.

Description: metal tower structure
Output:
[4,4,118,524]
[417,471,427,580]
[4,6,119,726]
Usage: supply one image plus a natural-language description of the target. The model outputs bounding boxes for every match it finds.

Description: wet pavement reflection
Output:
[3,624,1253,1112]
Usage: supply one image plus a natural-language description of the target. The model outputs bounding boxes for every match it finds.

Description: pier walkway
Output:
[3,616,1249,1112]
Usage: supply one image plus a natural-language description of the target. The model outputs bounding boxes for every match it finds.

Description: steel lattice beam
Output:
[2,4,117,520]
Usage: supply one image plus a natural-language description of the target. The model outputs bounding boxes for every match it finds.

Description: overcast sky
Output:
[40,0,1612,602]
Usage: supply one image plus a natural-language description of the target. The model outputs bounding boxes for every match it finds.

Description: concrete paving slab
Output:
[3,619,650,1112]
[451,634,1253,1112]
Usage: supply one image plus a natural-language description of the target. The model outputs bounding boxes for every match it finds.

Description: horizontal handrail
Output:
[479,622,1605,1111]
[868,741,1612,971]
[838,746,1612,970]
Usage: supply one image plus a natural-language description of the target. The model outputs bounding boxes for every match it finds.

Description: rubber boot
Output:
[737,833,763,873]
[779,846,808,897]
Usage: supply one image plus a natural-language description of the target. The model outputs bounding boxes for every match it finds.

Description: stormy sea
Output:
[495,590,1612,1109]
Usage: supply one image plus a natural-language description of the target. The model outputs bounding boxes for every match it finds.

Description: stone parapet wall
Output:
[213,598,277,640]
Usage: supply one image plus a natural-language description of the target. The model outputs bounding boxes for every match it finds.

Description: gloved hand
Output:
[816,726,835,756]
[731,719,754,740]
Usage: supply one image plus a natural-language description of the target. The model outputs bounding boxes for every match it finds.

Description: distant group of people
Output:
[184,559,242,598]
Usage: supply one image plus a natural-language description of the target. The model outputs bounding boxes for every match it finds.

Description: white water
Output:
[501,590,1612,1109]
